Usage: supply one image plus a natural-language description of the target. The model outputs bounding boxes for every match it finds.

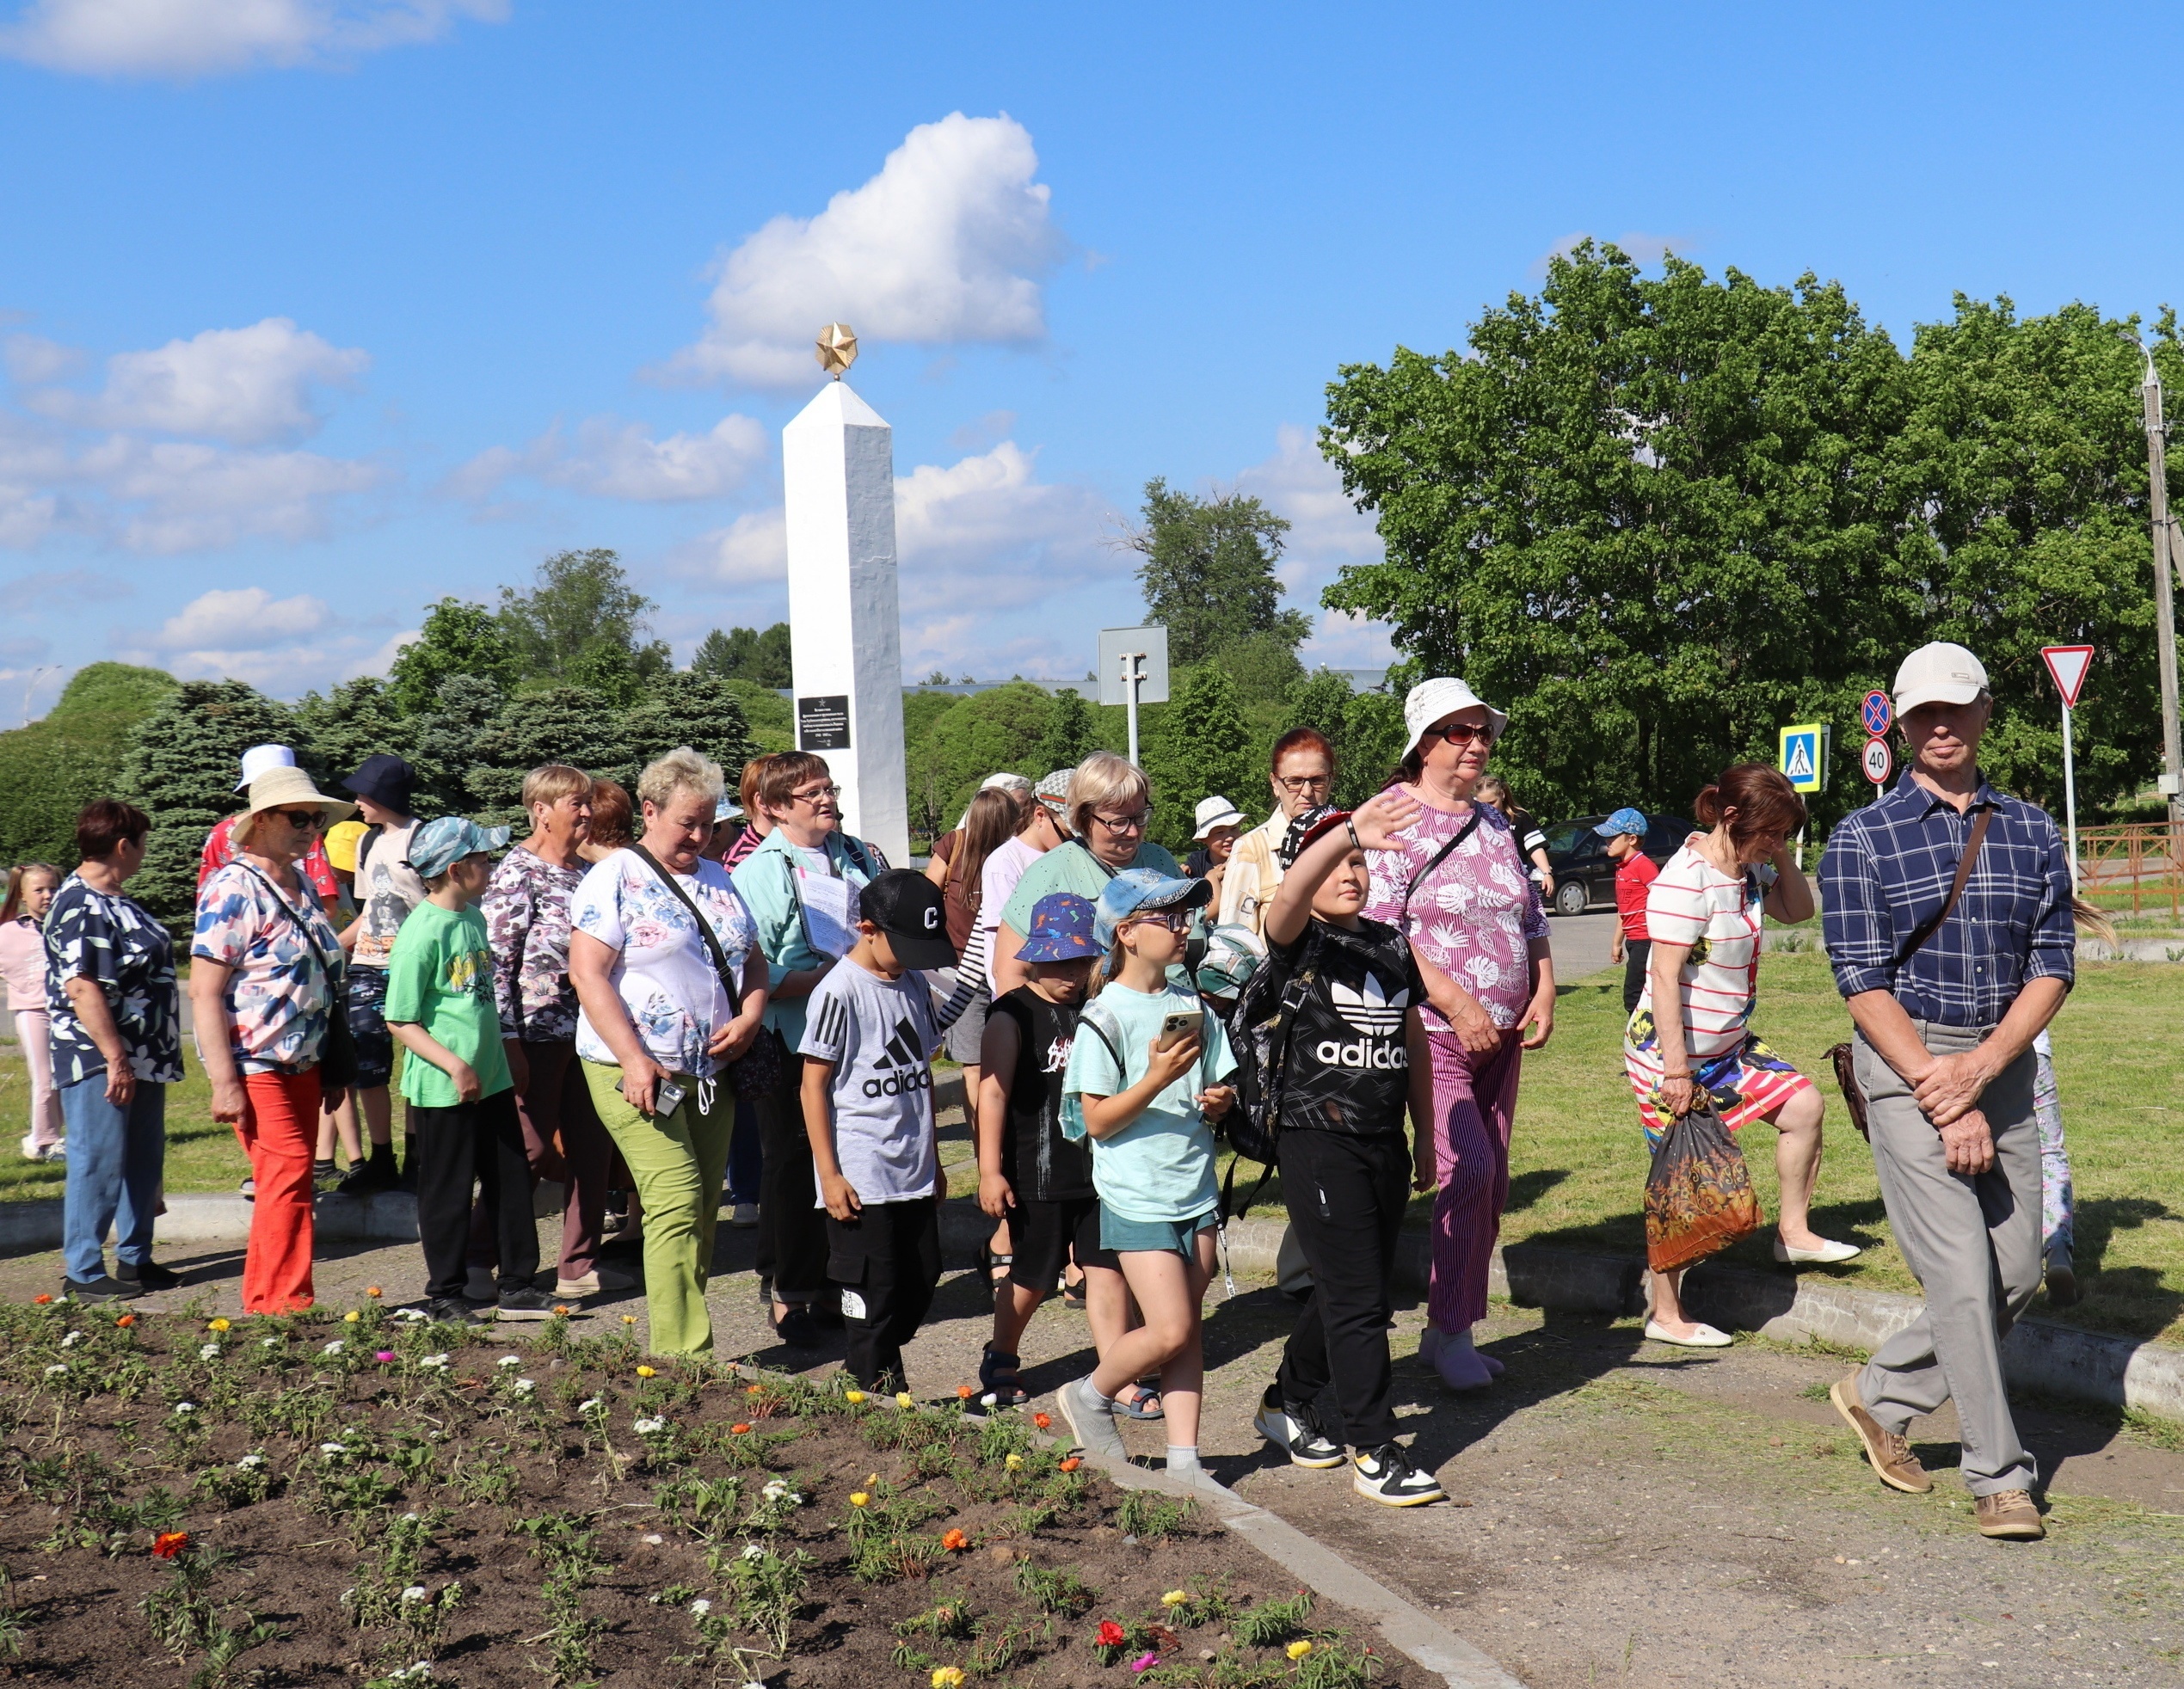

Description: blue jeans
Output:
[60,1077,166,1284]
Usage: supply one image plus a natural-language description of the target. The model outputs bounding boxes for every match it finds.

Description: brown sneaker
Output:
[1974,1489,2045,1539]
[1829,1373,1932,1494]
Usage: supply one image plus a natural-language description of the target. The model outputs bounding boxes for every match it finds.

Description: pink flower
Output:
[375,1350,396,1363]
[1129,1654,1160,1674]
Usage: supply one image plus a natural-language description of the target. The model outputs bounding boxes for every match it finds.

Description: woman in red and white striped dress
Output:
[1624,764,1858,1348]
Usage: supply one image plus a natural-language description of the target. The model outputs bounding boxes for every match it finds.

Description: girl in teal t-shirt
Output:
[1058,869,1236,1486]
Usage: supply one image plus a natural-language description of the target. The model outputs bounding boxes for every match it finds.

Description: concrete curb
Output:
[0,1189,426,1255]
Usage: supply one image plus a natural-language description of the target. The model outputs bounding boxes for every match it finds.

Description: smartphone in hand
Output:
[1154,1008,1204,1052]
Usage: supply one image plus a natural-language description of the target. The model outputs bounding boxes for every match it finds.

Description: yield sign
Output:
[2041,644,2095,709]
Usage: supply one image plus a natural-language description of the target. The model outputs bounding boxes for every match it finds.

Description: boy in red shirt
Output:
[1600,808,1657,1015]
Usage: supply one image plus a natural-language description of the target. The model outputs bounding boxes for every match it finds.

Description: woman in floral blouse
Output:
[47,802,182,1303]
[479,764,631,1301]
[1361,679,1555,1392]
[191,766,356,1315]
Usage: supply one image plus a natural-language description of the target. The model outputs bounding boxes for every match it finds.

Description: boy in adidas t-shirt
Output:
[800,869,959,1391]
[1250,791,1446,1508]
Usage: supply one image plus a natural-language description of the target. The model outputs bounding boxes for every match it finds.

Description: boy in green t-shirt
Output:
[385,817,552,1323]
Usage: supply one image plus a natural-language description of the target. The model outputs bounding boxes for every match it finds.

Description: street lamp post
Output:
[2143,354,2184,836]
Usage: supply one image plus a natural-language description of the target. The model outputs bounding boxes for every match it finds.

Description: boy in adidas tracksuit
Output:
[1251,793,1446,1507]
[801,869,959,1391]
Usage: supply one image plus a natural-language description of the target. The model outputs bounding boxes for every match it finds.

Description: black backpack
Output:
[1215,924,1323,1219]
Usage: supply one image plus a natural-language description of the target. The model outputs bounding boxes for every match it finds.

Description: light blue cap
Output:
[1092,867,1213,950]
[1595,807,1648,838]
[406,816,511,879]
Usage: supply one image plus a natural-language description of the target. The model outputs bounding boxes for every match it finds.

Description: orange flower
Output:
[114,1314,135,1328]
[955,1384,975,1400]
[1058,1457,1081,1472]
[745,1383,763,1395]
[1032,1412,1051,1430]
[151,1532,188,1559]
[941,1528,969,1551]
[31,1294,52,1305]
[730,1423,752,1434]
[366,1286,383,1298]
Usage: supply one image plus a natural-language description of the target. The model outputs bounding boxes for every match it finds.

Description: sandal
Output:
[1060,1271,1087,1311]
[982,1240,1013,1298]
[1114,1383,1165,1422]
[978,1346,1029,1408]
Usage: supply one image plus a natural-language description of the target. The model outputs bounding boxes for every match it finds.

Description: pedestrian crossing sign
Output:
[1778,723,1830,794]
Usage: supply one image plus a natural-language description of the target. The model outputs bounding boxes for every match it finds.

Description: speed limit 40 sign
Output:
[1861,735,1893,787]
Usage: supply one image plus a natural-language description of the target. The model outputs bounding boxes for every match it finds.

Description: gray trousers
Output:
[1855,1023,2041,1495]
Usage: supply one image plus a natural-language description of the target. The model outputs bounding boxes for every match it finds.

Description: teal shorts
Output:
[1099,1207,1217,1258]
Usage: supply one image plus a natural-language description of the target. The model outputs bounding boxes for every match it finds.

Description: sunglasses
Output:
[269,808,326,831]
[1126,908,1192,932]
[1424,721,1492,747]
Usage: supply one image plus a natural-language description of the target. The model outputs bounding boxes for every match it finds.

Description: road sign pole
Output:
[2061,699,2079,889]
[1123,653,1144,768]
[2143,358,2184,832]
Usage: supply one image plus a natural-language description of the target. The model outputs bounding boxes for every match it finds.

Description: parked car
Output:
[1541,813,1696,917]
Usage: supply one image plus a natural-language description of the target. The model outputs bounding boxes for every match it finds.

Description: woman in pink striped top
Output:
[1625,764,1855,1348]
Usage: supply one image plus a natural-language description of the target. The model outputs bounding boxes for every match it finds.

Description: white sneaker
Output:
[728,1202,760,1228]
[19,1135,36,1161]
[1772,1237,1863,1265]
[1352,1442,1446,1507]
[1644,1317,1733,1348]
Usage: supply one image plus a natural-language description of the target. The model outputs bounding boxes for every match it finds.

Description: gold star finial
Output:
[815,322,858,379]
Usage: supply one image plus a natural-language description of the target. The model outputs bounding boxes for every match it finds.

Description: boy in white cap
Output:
[1819,641,2073,1541]
[198,746,342,918]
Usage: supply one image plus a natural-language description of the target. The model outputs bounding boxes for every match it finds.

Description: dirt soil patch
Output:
[0,1295,1431,1688]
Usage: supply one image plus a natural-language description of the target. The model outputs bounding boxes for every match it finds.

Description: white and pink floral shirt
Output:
[1361,793,1549,1030]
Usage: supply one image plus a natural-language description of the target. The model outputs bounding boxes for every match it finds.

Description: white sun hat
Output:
[1892,642,1989,716]
[1401,677,1509,760]
[233,743,298,793]
[1191,795,1247,839]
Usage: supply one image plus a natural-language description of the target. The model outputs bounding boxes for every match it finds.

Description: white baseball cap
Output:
[1893,642,1989,716]
[233,743,297,793]
[1401,677,1508,760]
[1191,795,1246,839]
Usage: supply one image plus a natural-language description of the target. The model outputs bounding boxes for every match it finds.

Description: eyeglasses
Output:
[269,808,325,831]
[1128,909,1191,932]
[1424,721,1493,747]
[790,783,841,804]
[1092,811,1149,834]
[1275,773,1332,795]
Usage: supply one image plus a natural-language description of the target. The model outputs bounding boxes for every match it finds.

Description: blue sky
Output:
[3,1,2180,711]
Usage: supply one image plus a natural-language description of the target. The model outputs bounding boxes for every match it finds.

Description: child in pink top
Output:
[0,865,64,1158]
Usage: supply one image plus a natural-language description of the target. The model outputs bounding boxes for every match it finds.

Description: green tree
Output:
[386,598,520,716]
[1281,668,1410,808]
[1034,686,1099,777]
[1213,630,1307,708]
[693,623,793,689]
[293,677,413,788]
[497,549,670,706]
[466,685,633,829]
[726,679,795,755]
[117,681,305,928]
[0,663,178,869]
[408,674,505,818]
[906,683,1054,838]
[1127,478,1310,667]
[624,672,757,788]
[1142,665,1254,851]
[1321,241,1911,826]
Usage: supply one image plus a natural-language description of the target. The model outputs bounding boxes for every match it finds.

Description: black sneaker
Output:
[495,1287,557,1321]
[63,1274,145,1303]
[426,1295,486,1324]
[772,1305,821,1348]
[810,1295,845,1330]
[336,1153,400,1197]
[114,1259,182,1290]
[1352,1442,1446,1508]
[1253,1388,1344,1469]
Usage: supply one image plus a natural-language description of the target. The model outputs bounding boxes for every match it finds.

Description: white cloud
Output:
[0,0,508,78]
[1534,230,1691,276]
[116,585,409,692]
[33,317,368,445]
[142,586,330,651]
[892,441,1109,613]
[661,113,1064,388]
[452,412,769,504]
[78,435,385,552]
[677,505,787,587]
[3,334,83,384]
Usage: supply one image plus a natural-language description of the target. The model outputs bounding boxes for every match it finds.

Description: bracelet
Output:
[1661,1070,1693,1080]
[1345,819,1363,851]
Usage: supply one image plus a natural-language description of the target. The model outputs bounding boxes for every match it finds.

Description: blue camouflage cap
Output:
[1015,892,1100,962]
[1594,807,1648,838]
[406,816,512,879]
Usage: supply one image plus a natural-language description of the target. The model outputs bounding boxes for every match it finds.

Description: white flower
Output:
[199,1343,221,1360]
[760,1479,786,1499]
[497,1355,520,1368]
[512,1379,535,1394]
[237,1454,264,1469]
[420,1354,449,1370]
[261,1336,280,1347]
[578,1398,603,1414]
[641,1533,664,1545]
[392,1306,427,1322]
[740,1544,764,1561]
[981,1391,997,1408]
[632,1417,665,1435]
[689,1598,712,1616]
[320,1441,348,1455]
[43,1364,65,1376]
[60,1330,83,1348]
[401,1585,427,1602]
[323,1340,345,1354]
[173,1402,196,1415]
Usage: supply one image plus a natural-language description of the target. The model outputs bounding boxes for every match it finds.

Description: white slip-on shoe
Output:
[1773,1237,1863,1265]
[1644,1318,1733,1348]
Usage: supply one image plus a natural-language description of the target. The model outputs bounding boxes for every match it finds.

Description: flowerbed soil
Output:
[0,1297,1435,1688]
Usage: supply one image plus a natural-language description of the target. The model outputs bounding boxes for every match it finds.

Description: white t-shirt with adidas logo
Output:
[799,955,941,1205]
[1263,915,1423,1138]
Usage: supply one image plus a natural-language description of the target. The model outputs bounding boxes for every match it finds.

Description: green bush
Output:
[0,664,177,870]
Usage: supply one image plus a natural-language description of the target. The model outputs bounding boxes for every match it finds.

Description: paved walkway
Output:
[17,1211,2181,1689]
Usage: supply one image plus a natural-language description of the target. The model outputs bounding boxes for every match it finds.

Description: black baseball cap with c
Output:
[858,869,958,970]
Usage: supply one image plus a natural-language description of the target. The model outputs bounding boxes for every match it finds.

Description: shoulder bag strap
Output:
[1894,806,1992,966]
[631,844,743,1003]
[1070,838,1121,880]
[1398,808,1485,924]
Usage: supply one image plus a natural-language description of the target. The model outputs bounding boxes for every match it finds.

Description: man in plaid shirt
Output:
[1818,641,2073,1542]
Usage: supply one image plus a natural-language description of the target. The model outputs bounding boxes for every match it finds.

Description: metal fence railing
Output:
[2077,823,2184,919]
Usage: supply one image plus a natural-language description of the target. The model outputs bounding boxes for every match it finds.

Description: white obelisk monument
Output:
[782,324,909,864]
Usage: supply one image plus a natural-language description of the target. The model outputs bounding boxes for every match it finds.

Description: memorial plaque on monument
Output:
[797,694,852,752]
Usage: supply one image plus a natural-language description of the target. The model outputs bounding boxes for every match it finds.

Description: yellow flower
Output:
[849,1492,870,1508]
[895,1391,914,1408]
[621,1314,637,1325]
[637,1365,657,1379]
[1286,1641,1313,1661]
[342,1310,360,1323]
[932,1669,965,1689]
[844,1390,866,1404]
[1005,1453,1024,1471]
[1161,1589,1189,1607]
[206,1318,230,1333]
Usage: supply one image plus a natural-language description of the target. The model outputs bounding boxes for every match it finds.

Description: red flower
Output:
[730,1423,752,1434]
[1058,1457,1081,1472]
[956,1384,975,1400]
[1098,1621,1127,1647]
[115,1313,135,1328]
[151,1532,188,1559]
[941,1528,969,1551]
[31,1294,52,1305]
[1031,1412,1051,1430]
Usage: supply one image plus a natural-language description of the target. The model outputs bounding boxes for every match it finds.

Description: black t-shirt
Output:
[1263,915,1420,1138]
[1505,805,1547,862]
[992,986,1094,1202]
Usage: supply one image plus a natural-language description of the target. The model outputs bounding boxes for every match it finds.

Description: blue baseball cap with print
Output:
[1016,892,1100,962]
[406,816,511,879]
[1594,807,1648,838]
[1092,867,1213,951]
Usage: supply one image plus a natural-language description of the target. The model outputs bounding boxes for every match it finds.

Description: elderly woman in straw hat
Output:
[191,765,356,1315]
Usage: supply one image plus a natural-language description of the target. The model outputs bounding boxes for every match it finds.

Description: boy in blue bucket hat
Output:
[1596,808,1657,1016]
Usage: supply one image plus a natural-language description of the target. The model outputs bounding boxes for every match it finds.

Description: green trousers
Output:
[581,1062,734,1355]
